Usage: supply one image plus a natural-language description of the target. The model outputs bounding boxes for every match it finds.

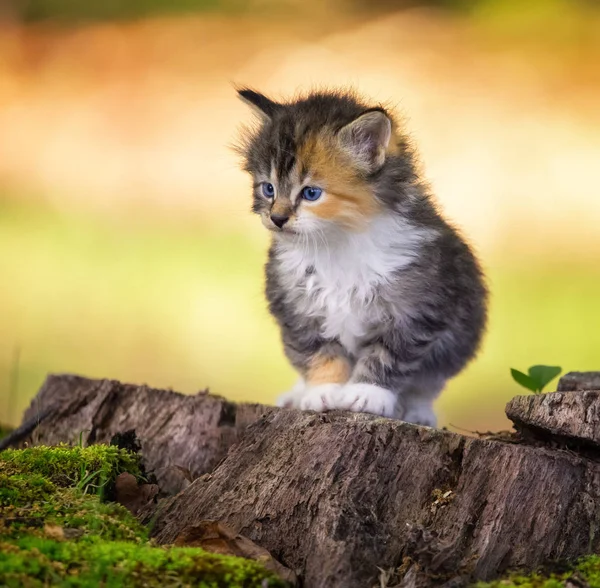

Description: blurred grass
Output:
[1,197,599,431]
[7,0,600,27]
[6,0,226,23]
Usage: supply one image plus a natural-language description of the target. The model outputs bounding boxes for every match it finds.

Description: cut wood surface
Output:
[557,371,600,392]
[15,373,600,587]
[506,389,600,446]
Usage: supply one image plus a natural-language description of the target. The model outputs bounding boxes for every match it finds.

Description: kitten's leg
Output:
[276,377,307,408]
[330,344,399,418]
[276,328,351,412]
[401,375,446,427]
[298,354,353,412]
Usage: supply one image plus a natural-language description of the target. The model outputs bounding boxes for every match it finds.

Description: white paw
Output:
[403,405,437,427]
[299,384,343,412]
[333,383,397,417]
[276,378,307,408]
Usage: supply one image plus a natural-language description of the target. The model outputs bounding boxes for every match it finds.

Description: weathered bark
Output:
[506,390,600,447]
[558,371,600,392]
[18,374,273,494]
[17,373,600,587]
[151,409,600,588]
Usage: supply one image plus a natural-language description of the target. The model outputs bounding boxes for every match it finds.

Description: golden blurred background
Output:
[1,0,599,431]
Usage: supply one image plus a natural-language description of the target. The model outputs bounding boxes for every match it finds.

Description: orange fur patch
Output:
[298,134,380,229]
[306,355,352,385]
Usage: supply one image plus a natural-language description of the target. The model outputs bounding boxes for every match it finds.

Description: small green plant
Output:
[510,365,562,394]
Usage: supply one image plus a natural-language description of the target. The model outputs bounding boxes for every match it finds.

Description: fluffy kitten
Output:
[236,88,487,426]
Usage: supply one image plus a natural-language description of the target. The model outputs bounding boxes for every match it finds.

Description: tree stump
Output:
[557,371,600,392]
[13,372,600,587]
[151,409,600,587]
[17,374,272,494]
[506,390,600,447]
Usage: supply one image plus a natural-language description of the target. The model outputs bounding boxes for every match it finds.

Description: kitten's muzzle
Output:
[270,213,290,229]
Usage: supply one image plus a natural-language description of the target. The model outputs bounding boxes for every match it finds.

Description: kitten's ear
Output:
[338,110,392,173]
[237,88,281,120]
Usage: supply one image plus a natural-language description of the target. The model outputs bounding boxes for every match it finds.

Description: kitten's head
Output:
[236,89,402,236]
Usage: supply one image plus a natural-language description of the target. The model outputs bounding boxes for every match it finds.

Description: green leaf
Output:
[510,368,540,393]
[527,365,562,392]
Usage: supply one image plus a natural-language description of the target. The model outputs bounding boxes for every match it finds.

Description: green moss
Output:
[473,555,600,587]
[1,538,285,587]
[0,444,142,497]
[0,445,288,588]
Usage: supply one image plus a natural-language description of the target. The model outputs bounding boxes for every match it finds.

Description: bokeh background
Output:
[1,0,599,431]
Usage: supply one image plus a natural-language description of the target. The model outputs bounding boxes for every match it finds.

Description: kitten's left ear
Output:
[338,110,392,173]
[237,88,281,120]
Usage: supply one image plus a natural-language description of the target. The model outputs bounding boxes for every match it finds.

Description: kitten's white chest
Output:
[276,217,429,354]
[303,268,373,354]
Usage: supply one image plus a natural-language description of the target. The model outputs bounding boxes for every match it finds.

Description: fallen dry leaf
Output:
[175,521,297,585]
[43,524,65,540]
[114,472,159,515]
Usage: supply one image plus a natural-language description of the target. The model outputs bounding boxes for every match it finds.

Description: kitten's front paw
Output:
[334,383,397,417]
[299,384,343,412]
[276,378,307,408]
[403,406,437,427]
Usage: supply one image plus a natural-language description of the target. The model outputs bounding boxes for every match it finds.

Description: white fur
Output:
[277,378,398,424]
[331,383,397,417]
[290,380,442,423]
[299,384,344,411]
[293,382,396,417]
[291,380,439,423]
[276,215,431,354]
[276,377,307,408]
[403,400,437,427]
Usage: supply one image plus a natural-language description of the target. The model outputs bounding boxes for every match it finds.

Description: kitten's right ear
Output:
[237,88,281,120]
[338,110,392,173]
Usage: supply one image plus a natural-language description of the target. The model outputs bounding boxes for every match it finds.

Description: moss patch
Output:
[474,555,600,587]
[0,444,288,587]
[0,444,142,499]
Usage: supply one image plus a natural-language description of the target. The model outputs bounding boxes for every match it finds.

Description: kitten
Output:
[236,88,487,426]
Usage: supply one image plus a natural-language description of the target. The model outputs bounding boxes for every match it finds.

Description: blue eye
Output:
[301,186,322,201]
[262,183,275,198]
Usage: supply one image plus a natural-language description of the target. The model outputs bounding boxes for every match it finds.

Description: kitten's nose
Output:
[270,214,289,228]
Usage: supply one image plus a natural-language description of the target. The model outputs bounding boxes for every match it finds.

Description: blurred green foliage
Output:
[5,0,598,23]
[6,0,233,23]
[1,198,600,431]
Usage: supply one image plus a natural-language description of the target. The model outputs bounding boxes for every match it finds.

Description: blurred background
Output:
[1,0,599,432]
